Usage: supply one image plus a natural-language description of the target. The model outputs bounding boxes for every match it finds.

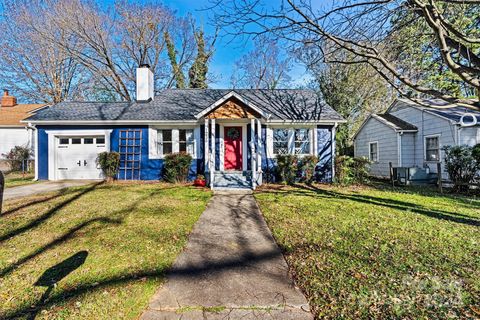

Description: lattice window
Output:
[273,128,289,155]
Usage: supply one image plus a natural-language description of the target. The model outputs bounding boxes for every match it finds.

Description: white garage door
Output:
[55,136,107,180]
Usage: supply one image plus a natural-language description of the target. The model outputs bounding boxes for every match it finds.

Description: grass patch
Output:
[0,182,211,319]
[3,171,36,188]
[255,183,480,319]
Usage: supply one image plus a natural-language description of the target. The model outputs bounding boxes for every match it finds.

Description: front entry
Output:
[224,126,243,170]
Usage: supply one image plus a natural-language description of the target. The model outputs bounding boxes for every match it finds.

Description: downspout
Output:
[397,132,403,167]
[331,122,338,181]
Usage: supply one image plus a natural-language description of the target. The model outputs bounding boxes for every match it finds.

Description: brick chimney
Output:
[1,89,17,108]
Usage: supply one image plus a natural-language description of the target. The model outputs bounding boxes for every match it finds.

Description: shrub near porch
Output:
[0,183,211,319]
[255,184,480,319]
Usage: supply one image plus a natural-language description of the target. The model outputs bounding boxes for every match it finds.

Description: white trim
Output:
[46,129,112,181]
[424,134,441,162]
[172,129,180,153]
[251,118,256,189]
[24,120,199,125]
[148,126,197,159]
[194,91,268,119]
[368,141,379,163]
[256,119,262,173]
[34,128,39,180]
[266,120,346,124]
[210,118,216,187]
[204,119,209,174]
[266,127,273,157]
[268,125,316,157]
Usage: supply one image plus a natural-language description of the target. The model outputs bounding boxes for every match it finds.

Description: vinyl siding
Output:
[390,103,456,178]
[0,127,30,157]
[458,126,480,146]
[354,117,398,177]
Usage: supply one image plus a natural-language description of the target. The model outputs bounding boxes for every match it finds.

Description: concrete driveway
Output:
[141,190,313,320]
[3,180,98,201]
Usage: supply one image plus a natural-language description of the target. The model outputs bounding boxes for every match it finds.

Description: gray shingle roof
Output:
[397,98,480,123]
[375,113,418,131]
[25,89,344,122]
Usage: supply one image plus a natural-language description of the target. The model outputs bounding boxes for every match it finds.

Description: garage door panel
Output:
[55,136,106,180]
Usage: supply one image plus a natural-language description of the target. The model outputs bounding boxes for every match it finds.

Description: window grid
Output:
[425,136,440,161]
[369,142,378,162]
[294,129,310,155]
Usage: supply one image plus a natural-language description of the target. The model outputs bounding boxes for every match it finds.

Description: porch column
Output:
[250,118,256,189]
[256,119,262,173]
[204,118,210,176]
[210,118,216,189]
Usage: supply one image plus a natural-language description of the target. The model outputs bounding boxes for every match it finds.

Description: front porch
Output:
[200,92,266,190]
[203,118,264,190]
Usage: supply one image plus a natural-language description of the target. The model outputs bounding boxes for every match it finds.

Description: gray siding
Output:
[390,103,456,178]
[401,133,416,167]
[354,117,399,177]
[458,126,480,146]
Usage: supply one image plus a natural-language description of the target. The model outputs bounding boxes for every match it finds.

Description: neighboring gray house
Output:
[354,98,480,180]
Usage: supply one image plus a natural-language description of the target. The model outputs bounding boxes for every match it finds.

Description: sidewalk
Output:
[3,180,96,201]
[141,190,313,319]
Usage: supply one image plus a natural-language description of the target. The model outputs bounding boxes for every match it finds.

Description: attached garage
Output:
[46,130,112,180]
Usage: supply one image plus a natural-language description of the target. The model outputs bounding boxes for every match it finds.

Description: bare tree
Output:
[0,0,87,103]
[213,0,480,109]
[231,35,292,89]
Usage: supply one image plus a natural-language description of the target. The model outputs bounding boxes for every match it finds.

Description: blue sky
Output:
[162,0,312,88]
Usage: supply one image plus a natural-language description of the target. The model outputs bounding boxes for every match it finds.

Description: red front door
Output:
[224,126,242,170]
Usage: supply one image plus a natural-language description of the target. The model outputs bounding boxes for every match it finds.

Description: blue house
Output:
[24,66,345,189]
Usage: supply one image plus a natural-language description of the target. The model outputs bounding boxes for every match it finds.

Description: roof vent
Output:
[1,89,17,108]
[136,65,154,102]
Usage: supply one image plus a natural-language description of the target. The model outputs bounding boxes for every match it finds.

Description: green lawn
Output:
[0,182,211,319]
[255,184,480,319]
[3,171,36,188]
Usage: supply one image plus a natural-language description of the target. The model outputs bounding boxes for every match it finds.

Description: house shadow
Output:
[274,184,480,227]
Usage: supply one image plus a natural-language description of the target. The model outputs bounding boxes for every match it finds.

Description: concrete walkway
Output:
[3,180,96,201]
[141,190,313,320]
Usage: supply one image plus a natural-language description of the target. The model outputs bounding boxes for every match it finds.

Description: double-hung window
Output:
[273,128,289,155]
[158,130,173,155]
[294,128,310,155]
[369,142,378,162]
[179,129,194,155]
[157,129,194,157]
[425,136,440,161]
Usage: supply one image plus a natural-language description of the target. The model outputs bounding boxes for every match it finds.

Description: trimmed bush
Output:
[163,152,192,183]
[276,154,298,185]
[443,144,480,192]
[335,155,370,185]
[2,146,32,172]
[96,152,120,181]
[298,155,319,185]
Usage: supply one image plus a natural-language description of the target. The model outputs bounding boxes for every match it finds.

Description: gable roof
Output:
[25,89,345,123]
[390,98,480,124]
[353,113,418,140]
[0,104,47,127]
[373,114,418,131]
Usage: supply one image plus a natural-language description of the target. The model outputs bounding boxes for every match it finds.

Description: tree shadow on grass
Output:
[3,190,287,319]
[0,182,103,243]
[260,184,480,227]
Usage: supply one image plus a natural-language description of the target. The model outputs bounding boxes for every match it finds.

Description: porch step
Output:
[213,171,252,189]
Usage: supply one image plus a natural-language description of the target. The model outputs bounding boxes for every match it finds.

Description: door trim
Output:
[46,129,112,180]
[219,123,247,172]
